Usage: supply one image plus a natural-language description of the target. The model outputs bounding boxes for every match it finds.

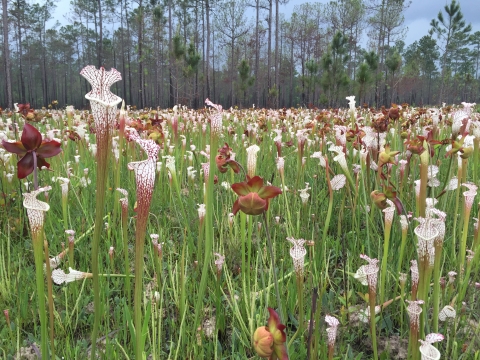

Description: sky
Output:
[280,0,480,46]
[47,0,480,48]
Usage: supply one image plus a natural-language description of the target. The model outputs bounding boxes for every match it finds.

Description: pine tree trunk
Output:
[98,0,103,66]
[138,1,144,108]
[120,0,127,100]
[274,0,279,107]
[2,0,13,108]
[255,0,260,107]
[124,0,133,105]
[168,0,174,107]
[267,0,272,104]
[290,37,294,107]
[16,9,26,102]
[206,0,210,99]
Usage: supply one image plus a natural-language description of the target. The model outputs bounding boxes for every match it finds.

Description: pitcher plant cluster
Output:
[1,73,480,359]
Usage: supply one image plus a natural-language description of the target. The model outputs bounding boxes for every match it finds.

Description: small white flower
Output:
[51,267,93,285]
[427,165,440,187]
[44,255,63,271]
[198,204,206,221]
[162,155,176,173]
[56,177,70,197]
[448,271,457,283]
[354,265,368,286]
[80,177,91,187]
[276,156,285,172]
[299,183,310,204]
[329,145,348,172]
[150,234,159,245]
[246,145,260,177]
[358,254,379,291]
[187,166,197,180]
[438,305,456,321]
[331,174,346,191]
[214,253,225,273]
[89,143,97,156]
[419,333,444,360]
[286,237,307,275]
[186,151,194,163]
[346,96,356,119]
[358,305,381,323]
[221,181,230,190]
[325,314,339,346]
[399,215,409,231]
[383,199,395,224]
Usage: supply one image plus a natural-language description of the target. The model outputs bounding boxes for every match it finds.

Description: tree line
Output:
[1,0,479,110]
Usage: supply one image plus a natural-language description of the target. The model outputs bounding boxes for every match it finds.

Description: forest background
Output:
[1,0,480,110]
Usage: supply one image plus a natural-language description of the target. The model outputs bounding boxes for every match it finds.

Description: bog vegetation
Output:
[0,66,479,359]
[1,0,480,110]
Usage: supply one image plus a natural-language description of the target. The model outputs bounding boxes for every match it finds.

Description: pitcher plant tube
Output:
[80,65,122,360]
[126,127,160,358]
[23,186,52,357]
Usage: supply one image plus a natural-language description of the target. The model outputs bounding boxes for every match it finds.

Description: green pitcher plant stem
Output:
[194,99,221,329]
[126,130,160,359]
[43,239,55,360]
[80,65,122,360]
[380,203,394,305]
[23,186,52,358]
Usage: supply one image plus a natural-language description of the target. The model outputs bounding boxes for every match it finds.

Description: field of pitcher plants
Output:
[1,66,480,360]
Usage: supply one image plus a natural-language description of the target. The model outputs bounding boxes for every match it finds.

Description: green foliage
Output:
[172,32,185,60]
[356,62,371,102]
[385,49,402,75]
[184,41,201,77]
[237,59,254,91]
[320,31,350,106]
[237,59,254,107]
[1,102,480,358]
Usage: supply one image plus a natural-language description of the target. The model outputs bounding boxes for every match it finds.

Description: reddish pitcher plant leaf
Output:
[253,326,274,358]
[253,308,288,360]
[231,176,282,216]
[17,103,31,117]
[383,185,405,215]
[378,144,400,167]
[417,130,442,158]
[266,308,288,360]
[370,190,388,210]
[216,142,240,173]
[2,123,62,179]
